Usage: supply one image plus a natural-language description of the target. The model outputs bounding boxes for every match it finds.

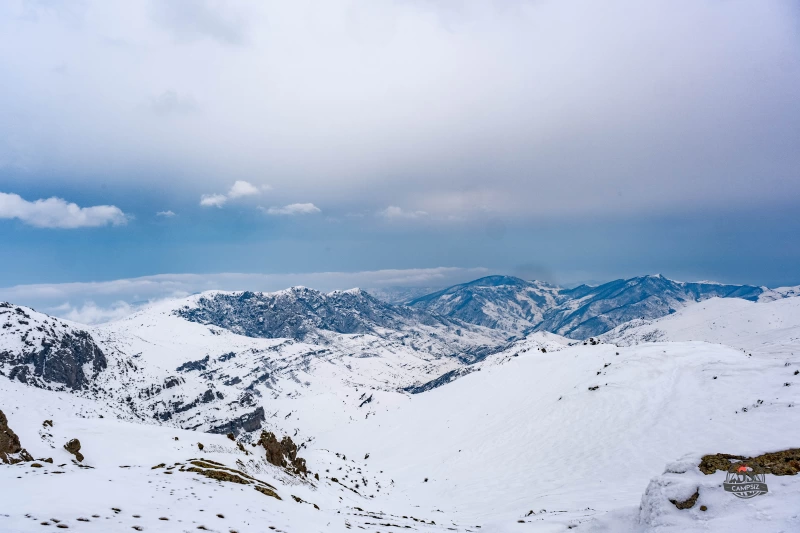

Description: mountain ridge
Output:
[407,274,791,339]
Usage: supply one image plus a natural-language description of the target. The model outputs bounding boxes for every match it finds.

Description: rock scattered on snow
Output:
[63,438,84,462]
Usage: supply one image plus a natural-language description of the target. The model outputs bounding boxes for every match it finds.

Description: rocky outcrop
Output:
[209,407,265,436]
[256,431,307,476]
[0,303,107,390]
[700,449,800,476]
[0,409,33,464]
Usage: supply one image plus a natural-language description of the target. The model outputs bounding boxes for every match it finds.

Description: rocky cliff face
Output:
[0,303,107,390]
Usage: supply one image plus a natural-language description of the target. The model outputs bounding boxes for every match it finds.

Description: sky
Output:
[1,0,799,322]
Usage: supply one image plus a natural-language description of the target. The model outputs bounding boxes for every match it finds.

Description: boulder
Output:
[64,438,84,462]
[0,409,33,464]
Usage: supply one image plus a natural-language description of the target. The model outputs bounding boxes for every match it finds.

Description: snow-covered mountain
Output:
[539,274,766,338]
[175,287,505,362]
[1,277,799,532]
[0,289,509,443]
[408,274,784,339]
[0,302,107,391]
[408,275,561,335]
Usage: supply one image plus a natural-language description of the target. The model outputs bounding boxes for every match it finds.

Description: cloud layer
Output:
[0,192,127,228]
[1,0,797,219]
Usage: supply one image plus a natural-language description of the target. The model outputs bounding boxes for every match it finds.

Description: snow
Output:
[314,339,800,530]
[601,296,800,356]
[2,291,800,531]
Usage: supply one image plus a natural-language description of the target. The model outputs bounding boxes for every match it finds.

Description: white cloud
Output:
[265,203,321,216]
[379,206,428,220]
[156,210,176,217]
[0,192,127,228]
[50,301,138,325]
[199,193,228,207]
[199,181,263,207]
[227,180,261,198]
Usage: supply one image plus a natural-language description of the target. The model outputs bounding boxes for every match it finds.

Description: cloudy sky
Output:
[1,0,799,321]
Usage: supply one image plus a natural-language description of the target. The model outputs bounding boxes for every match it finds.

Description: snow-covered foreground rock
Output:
[1,288,799,532]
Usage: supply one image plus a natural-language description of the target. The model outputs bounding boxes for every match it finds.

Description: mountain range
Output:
[405,273,784,338]
[1,273,799,531]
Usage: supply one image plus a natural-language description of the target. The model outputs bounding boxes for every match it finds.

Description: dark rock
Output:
[176,356,210,373]
[403,367,476,394]
[64,438,84,462]
[256,431,307,475]
[0,410,33,464]
[163,376,183,389]
[700,449,800,476]
[218,352,236,362]
[201,389,215,403]
[1,329,107,390]
[209,407,265,436]
[670,489,699,510]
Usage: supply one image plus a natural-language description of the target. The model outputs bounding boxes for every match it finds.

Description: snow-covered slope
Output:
[316,338,800,531]
[0,380,426,533]
[5,333,794,532]
[91,295,483,441]
[600,296,800,355]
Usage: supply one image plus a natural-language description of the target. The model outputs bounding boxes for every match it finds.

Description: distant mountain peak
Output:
[408,273,775,340]
[463,275,531,287]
